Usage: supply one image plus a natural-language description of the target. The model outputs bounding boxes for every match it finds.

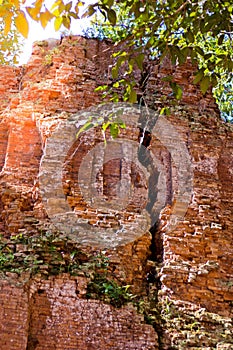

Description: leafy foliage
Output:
[0,0,232,119]
[86,252,135,308]
[87,274,135,308]
[0,231,108,276]
[76,114,126,143]
[0,20,21,64]
[214,80,233,122]
[84,1,233,121]
[0,231,135,308]
[83,3,133,42]
[193,34,233,122]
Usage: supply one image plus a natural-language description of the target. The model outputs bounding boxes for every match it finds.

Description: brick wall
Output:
[0,36,232,349]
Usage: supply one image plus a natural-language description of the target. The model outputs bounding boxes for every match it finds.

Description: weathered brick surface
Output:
[0,277,28,350]
[157,115,233,317]
[0,275,158,350]
[0,36,232,349]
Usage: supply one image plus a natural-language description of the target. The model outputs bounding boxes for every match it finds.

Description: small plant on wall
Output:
[87,273,135,308]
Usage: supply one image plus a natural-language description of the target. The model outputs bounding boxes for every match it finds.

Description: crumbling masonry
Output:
[0,36,232,349]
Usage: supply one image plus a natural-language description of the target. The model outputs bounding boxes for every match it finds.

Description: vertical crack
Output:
[136,97,168,348]
[137,127,163,262]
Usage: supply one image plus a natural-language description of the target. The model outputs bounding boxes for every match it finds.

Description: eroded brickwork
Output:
[0,274,158,350]
[157,115,233,317]
[0,36,232,349]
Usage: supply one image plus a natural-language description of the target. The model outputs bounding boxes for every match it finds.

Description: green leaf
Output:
[135,53,144,70]
[181,47,189,62]
[195,47,205,57]
[76,121,94,138]
[200,19,205,33]
[112,66,118,79]
[218,35,224,45]
[160,107,170,115]
[177,50,185,65]
[193,69,204,84]
[116,119,126,129]
[102,0,114,7]
[228,60,233,71]
[128,88,137,103]
[186,30,194,43]
[116,55,127,68]
[113,51,123,58]
[204,20,213,32]
[102,121,111,132]
[128,58,134,74]
[204,53,212,60]
[174,85,183,100]
[211,75,218,87]
[95,85,108,92]
[170,82,183,100]
[200,76,211,94]
[110,123,119,138]
[107,9,116,25]
[190,11,196,18]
